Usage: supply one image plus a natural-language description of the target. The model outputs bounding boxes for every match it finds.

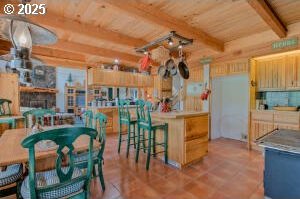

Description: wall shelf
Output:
[20,86,58,94]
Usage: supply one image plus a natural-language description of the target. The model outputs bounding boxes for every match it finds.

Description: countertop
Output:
[87,105,136,109]
[257,129,300,154]
[151,111,209,119]
[251,109,300,114]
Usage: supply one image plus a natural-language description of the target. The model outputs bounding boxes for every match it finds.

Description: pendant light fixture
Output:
[0,1,57,85]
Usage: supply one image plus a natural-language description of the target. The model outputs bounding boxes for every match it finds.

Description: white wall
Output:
[56,67,85,112]
[211,75,249,141]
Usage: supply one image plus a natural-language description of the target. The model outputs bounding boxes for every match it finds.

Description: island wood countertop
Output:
[151,111,209,119]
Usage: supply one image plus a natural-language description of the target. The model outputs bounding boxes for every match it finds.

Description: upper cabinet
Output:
[256,57,285,91]
[285,55,300,90]
[255,54,300,91]
[88,68,153,88]
[211,60,249,79]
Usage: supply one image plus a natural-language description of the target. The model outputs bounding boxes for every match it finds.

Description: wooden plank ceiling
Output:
[0,0,300,69]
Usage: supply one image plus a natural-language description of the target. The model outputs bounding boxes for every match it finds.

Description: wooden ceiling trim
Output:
[51,40,140,64]
[27,11,147,48]
[0,39,86,63]
[99,0,224,52]
[247,0,287,38]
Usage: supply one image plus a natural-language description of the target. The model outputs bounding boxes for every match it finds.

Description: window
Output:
[67,96,74,106]
[68,89,74,94]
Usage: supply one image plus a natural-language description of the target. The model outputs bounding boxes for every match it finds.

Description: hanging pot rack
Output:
[135,31,193,54]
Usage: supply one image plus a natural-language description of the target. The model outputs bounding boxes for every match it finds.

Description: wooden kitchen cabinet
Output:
[250,110,300,149]
[88,68,153,88]
[273,111,300,130]
[286,54,300,90]
[251,111,274,143]
[256,57,285,91]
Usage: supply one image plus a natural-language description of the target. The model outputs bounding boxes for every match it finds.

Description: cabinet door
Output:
[251,120,274,142]
[286,55,297,89]
[272,58,285,89]
[256,61,267,90]
[296,55,300,88]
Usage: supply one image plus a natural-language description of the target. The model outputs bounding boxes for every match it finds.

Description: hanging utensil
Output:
[139,54,151,71]
[178,47,189,79]
[165,54,177,77]
[158,65,167,77]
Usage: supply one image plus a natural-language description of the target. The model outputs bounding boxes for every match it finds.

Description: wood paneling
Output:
[88,68,153,88]
[211,59,249,78]
[247,0,287,38]
[0,73,20,115]
[184,67,203,111]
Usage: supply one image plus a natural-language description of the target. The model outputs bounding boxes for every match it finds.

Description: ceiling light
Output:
[178,41,183,49]
[168,38,173,46]
[114,59,119,64]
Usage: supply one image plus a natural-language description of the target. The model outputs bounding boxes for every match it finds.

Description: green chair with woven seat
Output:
[20,127,97,199]
[74,112,107,191]
[135,100,168,170]
[0,99,12,117]
[117,99,137,157]
[23,109,56,128]
[83,110,93,128]
[0,115,23,198]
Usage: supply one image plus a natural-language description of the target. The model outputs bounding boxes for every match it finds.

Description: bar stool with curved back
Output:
[23,109,56,128]
[20,127,97,199]
[135,100,168,170]
[83,110,93,128]
[0,110,23,198]
[0,99,12,116]
[74,112,107,191]
[0,99,16,129]
[117,99,137,157]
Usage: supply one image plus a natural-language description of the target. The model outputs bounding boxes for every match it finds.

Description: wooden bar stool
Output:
[117,99,137,157]
[135,100,168,170]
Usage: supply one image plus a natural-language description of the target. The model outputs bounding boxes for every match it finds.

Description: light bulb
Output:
[114,59,119,64]
[168,38,173,46]
[13,21,32,49]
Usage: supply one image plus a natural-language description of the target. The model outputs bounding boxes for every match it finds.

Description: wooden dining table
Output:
[0,126,99,170]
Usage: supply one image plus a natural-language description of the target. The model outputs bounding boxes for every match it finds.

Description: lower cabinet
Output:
[250,110,300,148]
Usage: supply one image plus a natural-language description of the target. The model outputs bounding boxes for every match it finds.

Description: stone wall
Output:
[20,65,57,108]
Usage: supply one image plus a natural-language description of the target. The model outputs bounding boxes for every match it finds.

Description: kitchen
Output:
[0,0,300,199]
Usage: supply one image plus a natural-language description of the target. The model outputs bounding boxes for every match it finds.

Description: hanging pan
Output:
[178,48,189,79]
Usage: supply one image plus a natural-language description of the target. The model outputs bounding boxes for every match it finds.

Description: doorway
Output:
[211,74,249,141]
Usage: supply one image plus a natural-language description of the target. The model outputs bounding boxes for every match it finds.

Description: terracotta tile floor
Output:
[90,135,264,199]
[4,136,265,199]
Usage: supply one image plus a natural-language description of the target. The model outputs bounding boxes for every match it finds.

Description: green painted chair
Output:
[20,127,97,199]
[0,116,23,198]
[0,99,12,116]
[117,99,137,157]
[74,112,107,191]
[23,109,56,128]
[135,100,168,170]
[0,117,16,129]
[83,110,93,128]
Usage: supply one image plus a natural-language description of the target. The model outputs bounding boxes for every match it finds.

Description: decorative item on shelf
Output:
[67,73,73,86]
[200,82,211,101]
[0,1,57,85]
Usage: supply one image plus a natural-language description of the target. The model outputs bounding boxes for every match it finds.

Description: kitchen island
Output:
[88,106,136,133]
[257,129,300,199]
[151,111,209,168]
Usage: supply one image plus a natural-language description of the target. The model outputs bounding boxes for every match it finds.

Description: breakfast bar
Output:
[151,111,209,168]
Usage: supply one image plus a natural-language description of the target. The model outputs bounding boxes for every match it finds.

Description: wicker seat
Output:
[21,167,84,199]
[0,164,23,187]
[74,150,99,163]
